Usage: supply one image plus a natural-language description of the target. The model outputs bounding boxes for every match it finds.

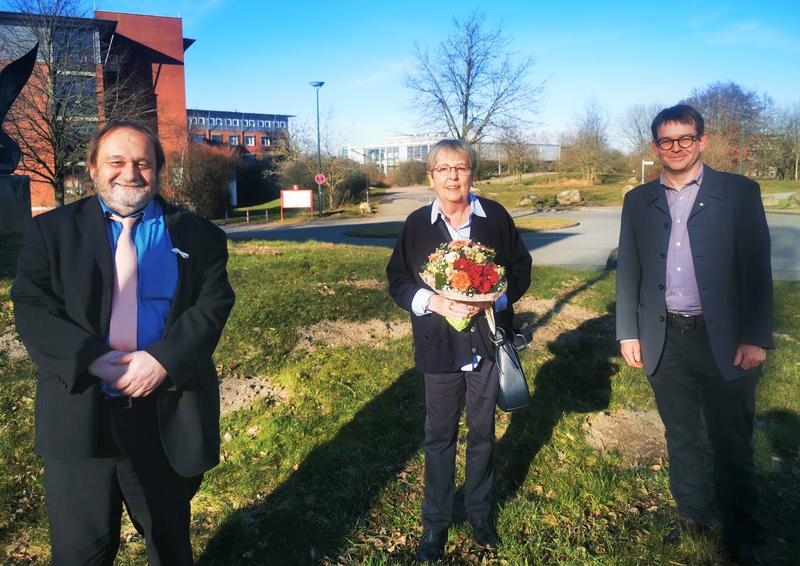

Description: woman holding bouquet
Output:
[387,139,531,562]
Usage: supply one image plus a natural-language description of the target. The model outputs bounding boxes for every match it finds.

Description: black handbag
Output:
[486,308,531,412]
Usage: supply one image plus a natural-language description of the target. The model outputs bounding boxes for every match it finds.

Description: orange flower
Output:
[450,270,471,292]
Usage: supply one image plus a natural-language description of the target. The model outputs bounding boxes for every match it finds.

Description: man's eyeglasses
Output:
[431,164,471,176]
[655,135,697,151]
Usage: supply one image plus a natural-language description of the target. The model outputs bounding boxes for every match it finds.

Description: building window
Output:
[192,133,204,143]
[261,136,271,147]
[245,135,255,146]
[229,135,240,145]
[210,133,223,143]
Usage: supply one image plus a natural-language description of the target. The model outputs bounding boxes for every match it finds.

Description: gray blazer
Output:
[615,166,773,380]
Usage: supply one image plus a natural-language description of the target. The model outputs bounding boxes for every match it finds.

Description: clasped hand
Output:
[88,350,168,397]
[428,294,492,319]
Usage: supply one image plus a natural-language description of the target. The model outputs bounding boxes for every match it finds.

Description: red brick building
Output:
[0,10,192,210]
[187,109,293,159]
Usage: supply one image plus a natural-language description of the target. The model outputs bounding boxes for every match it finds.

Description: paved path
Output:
[225,187,800,281]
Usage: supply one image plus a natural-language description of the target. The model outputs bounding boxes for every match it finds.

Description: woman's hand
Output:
[428,295,489,319]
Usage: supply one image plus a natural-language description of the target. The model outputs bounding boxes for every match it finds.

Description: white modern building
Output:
[342,134,561,173]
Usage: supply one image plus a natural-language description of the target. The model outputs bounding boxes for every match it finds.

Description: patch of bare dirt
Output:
[294,319,411,351]
[0,328,28,361]
[582,409,667,466]
[513,297,602,351]
[219,376,287,417]
[231,243,283,256]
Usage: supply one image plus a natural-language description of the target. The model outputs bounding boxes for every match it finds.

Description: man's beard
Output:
[96,182,159,213]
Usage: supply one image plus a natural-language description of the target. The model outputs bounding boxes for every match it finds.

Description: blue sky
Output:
[95,0,800,150]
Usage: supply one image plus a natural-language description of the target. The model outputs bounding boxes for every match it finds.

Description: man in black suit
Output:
[616,105,772,565]
[11,121,235,565]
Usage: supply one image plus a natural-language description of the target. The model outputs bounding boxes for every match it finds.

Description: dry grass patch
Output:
[513,297,600,351]
[294,319,411,351]
[230,243,284,256]
[582,409,667,466]
[219,375,287,417]
[0,328,27,361]
[341,279,385,290]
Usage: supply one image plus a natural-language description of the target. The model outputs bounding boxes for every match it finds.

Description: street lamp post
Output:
[309,81,324,215]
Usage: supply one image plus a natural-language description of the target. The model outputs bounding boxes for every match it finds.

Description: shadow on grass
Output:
[0,234,22,281]
[758,409,800,565]
[198,368,425,566]
[493,271,617,506]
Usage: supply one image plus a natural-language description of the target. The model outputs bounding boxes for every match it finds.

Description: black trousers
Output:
[422,360,499,532]
[44,396,203,566]
[648,323,761,547]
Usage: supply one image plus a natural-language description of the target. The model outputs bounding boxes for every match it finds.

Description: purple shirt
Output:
[662,166,704,315]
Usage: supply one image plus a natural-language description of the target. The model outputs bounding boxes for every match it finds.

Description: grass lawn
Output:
[476,174,800,211]
[759,179,800,194]
[344,216,578,239]
[477,174,633,211]
[1,236,798,565]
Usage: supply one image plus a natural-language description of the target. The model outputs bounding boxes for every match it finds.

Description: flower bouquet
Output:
[420,240,506,330]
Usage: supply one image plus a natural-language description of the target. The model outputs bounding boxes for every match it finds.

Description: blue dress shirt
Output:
[98,196,178,395]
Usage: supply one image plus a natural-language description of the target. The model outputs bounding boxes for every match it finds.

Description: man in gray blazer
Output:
[616,105,772,566]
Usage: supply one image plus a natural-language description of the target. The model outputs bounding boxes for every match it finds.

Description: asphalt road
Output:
[225,187,800,281]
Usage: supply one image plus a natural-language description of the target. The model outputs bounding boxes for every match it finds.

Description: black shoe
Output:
[664,518,713,545]
[723,542,763,566]
[471,521,498,551]
[416,529,446,563]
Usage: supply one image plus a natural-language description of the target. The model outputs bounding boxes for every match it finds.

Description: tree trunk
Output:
[55,177,65,207]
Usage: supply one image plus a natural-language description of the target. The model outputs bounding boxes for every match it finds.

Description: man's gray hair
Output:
[426,139,479,171]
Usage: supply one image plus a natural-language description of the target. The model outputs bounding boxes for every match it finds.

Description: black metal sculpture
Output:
[0,43,39,175]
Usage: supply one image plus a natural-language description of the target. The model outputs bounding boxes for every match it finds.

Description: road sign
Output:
[314,173,326,185]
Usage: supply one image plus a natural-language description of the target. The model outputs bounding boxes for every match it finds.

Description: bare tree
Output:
[404,11,543,144]
[1,0,151,206]
[760,103,800,180]
[682,81,769,171]
[498,126,530,181]
[561,99,621,184]
[620,102,663,156]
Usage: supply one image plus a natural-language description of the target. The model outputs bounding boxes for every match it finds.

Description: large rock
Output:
[761,195,781,207]
[556,189,581,205]
[621,185,635,197]
[788,192,800,207]
[517,194,537,207]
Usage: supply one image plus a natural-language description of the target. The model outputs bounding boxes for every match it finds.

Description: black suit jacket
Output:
[387,197,531,373]
[11,195,235,477]
[615,166,773,380]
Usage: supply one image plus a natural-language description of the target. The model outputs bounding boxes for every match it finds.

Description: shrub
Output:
[388,161,427,186]
[169,144,235,219]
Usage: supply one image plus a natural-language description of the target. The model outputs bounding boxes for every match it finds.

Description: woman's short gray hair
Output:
[426,139,479,171]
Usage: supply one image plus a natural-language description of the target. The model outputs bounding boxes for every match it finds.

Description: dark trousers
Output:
[44,396,203,566]
[422,361,499,532]
[648,323,761,547]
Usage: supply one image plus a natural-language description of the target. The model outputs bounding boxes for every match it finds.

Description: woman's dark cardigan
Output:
[386,197,532,373]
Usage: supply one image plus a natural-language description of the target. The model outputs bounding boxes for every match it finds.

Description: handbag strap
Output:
[485,306,506,345]
[435,215,452,242]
